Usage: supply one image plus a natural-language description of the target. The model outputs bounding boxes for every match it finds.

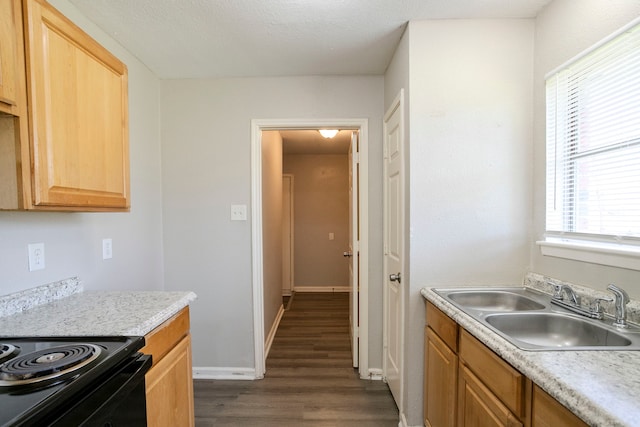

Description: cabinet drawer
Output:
[459,329,526,418]
[142,307,190,367]
[426,301,458,351]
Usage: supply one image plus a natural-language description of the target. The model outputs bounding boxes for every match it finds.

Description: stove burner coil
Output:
[0,344,102,386]
[0,344,20,364]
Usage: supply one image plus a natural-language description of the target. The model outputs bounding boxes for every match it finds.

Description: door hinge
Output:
[353,152,360,164]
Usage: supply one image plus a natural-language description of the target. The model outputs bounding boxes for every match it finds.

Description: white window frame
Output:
[537,17,640,271]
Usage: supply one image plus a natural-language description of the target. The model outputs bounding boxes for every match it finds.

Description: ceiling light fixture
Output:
[319,129,339,139]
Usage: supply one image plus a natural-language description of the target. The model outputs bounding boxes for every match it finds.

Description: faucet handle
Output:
[547,281,562,299]
[592,296,613,317]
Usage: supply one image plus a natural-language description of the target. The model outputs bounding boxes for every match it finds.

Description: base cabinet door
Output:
[145,334,195,427]
[424,327,457,427]
[458,365,522,427]
[532,385,588,427]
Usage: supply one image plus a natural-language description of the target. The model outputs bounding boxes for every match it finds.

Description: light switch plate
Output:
[231,204,247,221]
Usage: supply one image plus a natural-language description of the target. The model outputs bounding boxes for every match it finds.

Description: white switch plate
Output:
[231,204,247,221]
[102,238,113,260]
[28,243,45,271]
[329,232,335,240]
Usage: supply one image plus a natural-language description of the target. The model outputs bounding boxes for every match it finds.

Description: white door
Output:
[348,131,359,367]
[383,91,404,408]
[282,174,294,296]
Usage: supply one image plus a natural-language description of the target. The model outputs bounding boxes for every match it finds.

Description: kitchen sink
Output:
[485,312,633,349]
[444,289,545,312]
[432,287,640,351]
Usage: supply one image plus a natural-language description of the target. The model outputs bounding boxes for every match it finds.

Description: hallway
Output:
[193,292,398,426]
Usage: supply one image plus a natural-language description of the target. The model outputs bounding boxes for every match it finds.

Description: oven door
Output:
[48,353,152,426]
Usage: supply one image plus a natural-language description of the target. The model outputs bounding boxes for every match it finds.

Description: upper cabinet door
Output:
[23,0,130,210]
[0,0,21,114]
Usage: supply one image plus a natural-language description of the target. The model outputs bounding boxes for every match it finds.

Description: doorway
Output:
[250,119,370,379]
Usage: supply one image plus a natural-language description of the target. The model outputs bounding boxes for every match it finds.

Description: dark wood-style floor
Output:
[194,292,399,426]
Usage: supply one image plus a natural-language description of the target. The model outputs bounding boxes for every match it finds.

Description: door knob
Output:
[389,273,401,284]
[343,251,353,258]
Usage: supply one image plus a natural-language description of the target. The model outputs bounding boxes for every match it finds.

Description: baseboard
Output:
[192,367,257,380]
[367,368,384,380]
[399,413,421,427]
[294,286,350,293]
[265,304,285,357]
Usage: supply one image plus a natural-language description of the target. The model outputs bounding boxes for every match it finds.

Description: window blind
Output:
[546,20,640,241]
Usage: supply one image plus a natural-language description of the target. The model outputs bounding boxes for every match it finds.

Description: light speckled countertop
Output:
[422,274,640,427]
[0,277,197,337]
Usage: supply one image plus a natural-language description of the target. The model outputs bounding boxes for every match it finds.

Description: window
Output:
[541,19,640,268]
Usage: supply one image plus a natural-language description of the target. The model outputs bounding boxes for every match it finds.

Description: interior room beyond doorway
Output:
[280,129,352,295]
[251,118,370,380]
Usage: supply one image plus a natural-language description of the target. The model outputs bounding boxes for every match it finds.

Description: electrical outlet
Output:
[28,243,45,271]
[102,238,113,260]
[231,204,247,221]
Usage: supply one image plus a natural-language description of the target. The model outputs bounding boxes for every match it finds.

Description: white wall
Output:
[0,0,164,294]
[531,0,640,297]
[261,131,284,339]
[385,19,535,425]
[160,76,385,371]
[283,154,350,290]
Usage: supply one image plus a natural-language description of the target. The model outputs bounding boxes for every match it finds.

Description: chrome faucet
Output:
[552,283,581,306]
[549,281,608,320]
[607,284,630,328]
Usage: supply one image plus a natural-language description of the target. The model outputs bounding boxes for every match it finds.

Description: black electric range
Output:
[0,336,151,426]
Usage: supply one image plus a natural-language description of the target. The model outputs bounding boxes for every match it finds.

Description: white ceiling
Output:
[281,130,352,154]
[68,0,551,79]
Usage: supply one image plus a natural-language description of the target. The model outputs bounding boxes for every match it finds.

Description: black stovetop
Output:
[0,336,144,427]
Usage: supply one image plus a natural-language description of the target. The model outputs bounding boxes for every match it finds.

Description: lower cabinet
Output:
[424,301,587,427]
[142,307,195,427]
[531,385,588,427]
[458,364,523,427]
[424,302,458,427]
[458,328,529,424]
[424,328,458,427]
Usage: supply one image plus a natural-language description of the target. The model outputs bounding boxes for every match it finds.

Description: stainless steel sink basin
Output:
[432,287,640,351]
[445,290,545,312]
[485,312,633,349]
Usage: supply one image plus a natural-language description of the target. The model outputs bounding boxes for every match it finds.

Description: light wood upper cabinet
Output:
[0,0,22,115]
[1,0,129,211]
[18,0,130,210]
